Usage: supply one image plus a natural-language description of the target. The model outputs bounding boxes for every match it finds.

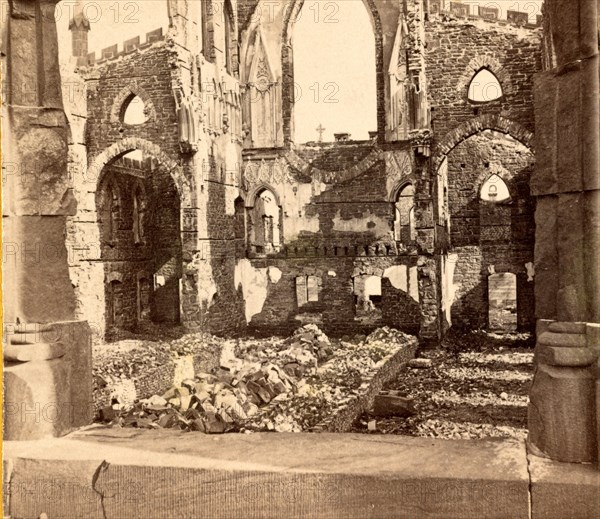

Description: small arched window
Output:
[394,184,416,243]
[468,69,503,103]
[480,174,510,202]
[250,188,281,254]
[122,94,147,125]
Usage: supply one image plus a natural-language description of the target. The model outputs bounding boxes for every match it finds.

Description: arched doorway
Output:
[94,147,183,337]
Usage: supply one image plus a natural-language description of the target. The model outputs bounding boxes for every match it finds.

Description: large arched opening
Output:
[96,149,182,337]
[68,139,187,341]
[434,118,535,333]
[282,0,383,144]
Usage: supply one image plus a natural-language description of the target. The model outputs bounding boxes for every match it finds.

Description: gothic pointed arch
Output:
[480,173,511,202]
[281,0,385,146]
[244,25,281,148]
[468,68,504,103]
[110,83,157,124]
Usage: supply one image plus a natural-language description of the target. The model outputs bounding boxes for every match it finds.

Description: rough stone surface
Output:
[4,359,72,440]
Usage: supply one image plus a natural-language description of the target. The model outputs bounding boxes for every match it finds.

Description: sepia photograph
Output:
[1,0,599,517]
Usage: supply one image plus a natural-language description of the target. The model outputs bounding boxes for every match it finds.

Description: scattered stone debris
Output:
[352,331,534,440]
[408,358,432,369]
[97,325,416,434]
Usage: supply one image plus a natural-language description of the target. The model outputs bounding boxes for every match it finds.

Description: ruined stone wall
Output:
[425,19,542,139]
[60,0,547,342]
[65,2,248,339]
[237,138,427,337]
[243,256,421,337]
[446,131,535,330]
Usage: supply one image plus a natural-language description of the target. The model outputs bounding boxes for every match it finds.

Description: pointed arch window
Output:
[122,94,147,125]
[291,0,376,143]
[394,184,416,243]
[468,69,503,103]
[223,0,236,75]
[200,0,213,61]
[480,174,510,202]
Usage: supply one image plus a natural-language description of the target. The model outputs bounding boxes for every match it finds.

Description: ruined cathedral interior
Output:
[63,0,542,340]
[2,0,600,516]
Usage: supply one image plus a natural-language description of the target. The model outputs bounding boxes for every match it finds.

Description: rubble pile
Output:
[93,332,222,384]
[97,325,416,434]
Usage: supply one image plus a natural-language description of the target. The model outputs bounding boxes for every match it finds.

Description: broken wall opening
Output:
[289,0,378,143]
[441,129,535,332]
[354,275,383,322]
[488,272,517,332]
[248,188,282,255]
[96,150,182,335]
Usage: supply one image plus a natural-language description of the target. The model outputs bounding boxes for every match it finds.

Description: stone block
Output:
[3,216,77,323]
[5,432,531,519]
[4,359,72,440]
[52,321,94,429]
[8,458,105,519]
[371,393,415,417]
[528,363,597,463]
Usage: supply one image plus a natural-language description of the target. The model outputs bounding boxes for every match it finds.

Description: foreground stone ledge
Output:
[528,453,600,519]
[5,430,529,519]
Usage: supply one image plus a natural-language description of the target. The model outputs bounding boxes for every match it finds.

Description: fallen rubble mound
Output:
[97,325,417,434]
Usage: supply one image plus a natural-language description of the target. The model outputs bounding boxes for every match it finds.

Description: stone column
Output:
[2,0,92,440]
[527,0,600,463]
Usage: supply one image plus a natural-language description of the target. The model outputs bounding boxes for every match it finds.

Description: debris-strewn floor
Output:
[351,330,535,440]
[95,326,416,434]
